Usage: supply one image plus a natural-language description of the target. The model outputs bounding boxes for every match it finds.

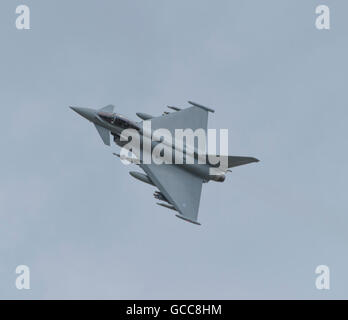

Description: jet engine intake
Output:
[154,191,169,203]
[210,174,226,182]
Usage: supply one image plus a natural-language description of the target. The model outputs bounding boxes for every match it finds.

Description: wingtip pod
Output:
[157,202,178,212]
[175,214,201,226]
[188,101,215,113]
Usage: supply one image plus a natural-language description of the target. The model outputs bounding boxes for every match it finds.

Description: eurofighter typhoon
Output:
[71,101,259,225]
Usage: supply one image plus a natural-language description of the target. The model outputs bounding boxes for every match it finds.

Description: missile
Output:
[167,105,181,111]
[156,202,178,212]
[113,153,140,165]
[129,171,154,186]
[136,112,153,120]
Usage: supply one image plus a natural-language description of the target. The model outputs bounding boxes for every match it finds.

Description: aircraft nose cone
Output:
[70,106,85,116]
[70,106,96,121]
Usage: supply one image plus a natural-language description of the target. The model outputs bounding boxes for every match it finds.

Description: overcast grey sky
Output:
[0,0,347,299]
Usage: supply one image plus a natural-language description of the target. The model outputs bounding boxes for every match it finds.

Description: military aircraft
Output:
[70,101,259,225]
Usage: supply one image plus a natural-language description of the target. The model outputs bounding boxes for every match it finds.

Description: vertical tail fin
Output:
[208,155,259,168]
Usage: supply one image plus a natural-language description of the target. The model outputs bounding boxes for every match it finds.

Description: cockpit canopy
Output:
[97,112,140,130]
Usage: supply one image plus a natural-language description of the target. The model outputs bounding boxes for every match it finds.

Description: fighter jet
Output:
[70,101,259,225]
